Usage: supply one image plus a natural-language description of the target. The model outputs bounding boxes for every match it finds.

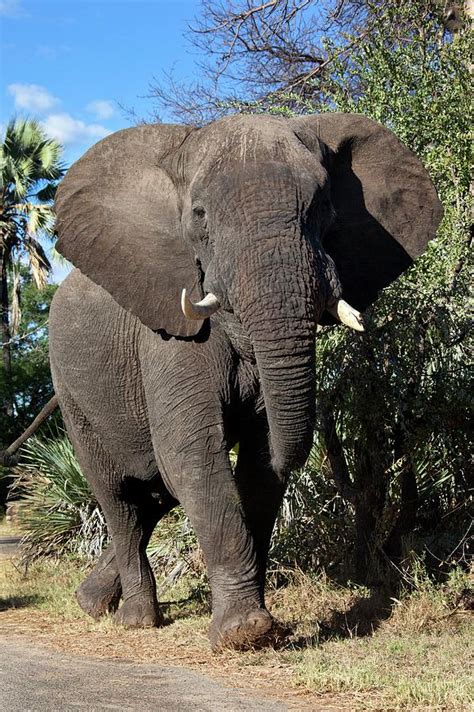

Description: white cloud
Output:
[41,113,111,145]
[8,83,60,112]
[86,100,115,120]
[0,0,29,18]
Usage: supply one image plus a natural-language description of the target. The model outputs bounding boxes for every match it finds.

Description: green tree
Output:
[0,118,65,417]
[0,268,57,506]
[311,2,472,578]
[4,268,56,431]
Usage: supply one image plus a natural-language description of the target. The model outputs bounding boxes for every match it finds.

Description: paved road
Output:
[0,538,295,711]
[0,638,291,712]
[0,536,21,559]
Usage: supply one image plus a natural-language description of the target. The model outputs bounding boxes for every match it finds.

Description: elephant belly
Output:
[49,269,157,480]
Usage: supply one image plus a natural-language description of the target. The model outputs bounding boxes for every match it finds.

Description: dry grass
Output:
[294,631,472,710]
[0,517,22,537]
[0,555,472,711]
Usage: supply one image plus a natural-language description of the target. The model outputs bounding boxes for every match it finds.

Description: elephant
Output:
[48,112,442,650]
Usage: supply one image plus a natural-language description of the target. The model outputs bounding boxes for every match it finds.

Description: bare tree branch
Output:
[146,0,461,125]
[2,319,48,347]
[321,410,359,505]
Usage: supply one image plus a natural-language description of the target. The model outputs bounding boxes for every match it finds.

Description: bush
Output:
[12,433,108,564]
[270,441,352,577]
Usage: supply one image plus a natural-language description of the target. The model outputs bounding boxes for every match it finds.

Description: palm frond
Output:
[20,202,55,236]
[10,261,22,336]
[35,182,57,202]
[24,235,51,288]
[49,245,71,268]
[12,433,108,563]
[1,117,64,210]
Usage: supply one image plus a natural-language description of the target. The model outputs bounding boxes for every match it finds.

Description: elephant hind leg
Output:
[76,542,121,619]
[57,388,174,628]
[76,491,176,620]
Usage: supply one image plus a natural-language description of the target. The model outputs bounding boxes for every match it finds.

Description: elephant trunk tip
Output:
[270,439,312,477]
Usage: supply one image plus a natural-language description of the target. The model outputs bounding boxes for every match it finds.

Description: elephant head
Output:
[55,114,442,474]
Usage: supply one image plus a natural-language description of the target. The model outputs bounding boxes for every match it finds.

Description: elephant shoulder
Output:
[52,269,123,319]
[50,268,138,354]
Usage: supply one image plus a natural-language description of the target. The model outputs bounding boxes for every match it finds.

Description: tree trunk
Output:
[352,445,387,584]
[384,467,418,561]
[0,243,13,418]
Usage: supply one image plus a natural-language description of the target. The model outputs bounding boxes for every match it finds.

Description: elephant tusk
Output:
[181,288,221,320]
[328,299,365,332]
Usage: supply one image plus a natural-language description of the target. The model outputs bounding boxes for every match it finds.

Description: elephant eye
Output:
[192,205,206,219]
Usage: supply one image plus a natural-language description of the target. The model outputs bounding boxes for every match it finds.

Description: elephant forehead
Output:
[186,115,325,175]
[194,160,326,207]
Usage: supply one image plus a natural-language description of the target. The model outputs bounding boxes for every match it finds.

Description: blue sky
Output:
[1,0,202,166]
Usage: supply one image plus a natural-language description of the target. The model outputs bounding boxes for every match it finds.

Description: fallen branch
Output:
[0,394,59,466]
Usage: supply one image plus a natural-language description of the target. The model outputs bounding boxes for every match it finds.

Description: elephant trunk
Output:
[235,254,319,476]
[253,326,316,475]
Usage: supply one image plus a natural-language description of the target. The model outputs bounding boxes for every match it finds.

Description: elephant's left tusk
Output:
[181,288,221,320]
[328,299,365,332]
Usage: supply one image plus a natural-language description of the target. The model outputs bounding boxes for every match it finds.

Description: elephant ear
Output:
[55,124,203,336]
[294,113,443,311]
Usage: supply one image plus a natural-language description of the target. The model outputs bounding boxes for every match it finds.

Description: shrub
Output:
[12,433,108,564]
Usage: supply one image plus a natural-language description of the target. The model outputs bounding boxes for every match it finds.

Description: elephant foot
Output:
[209,606,278,651]
[114,595,162,628]
[76,567,122,620]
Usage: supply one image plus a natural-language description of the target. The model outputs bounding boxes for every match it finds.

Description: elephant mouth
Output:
[180,287,364,332]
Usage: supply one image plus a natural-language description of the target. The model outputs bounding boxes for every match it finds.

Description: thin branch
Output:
[321,410,359,505]
[1,319,49,346]
[192,1,288,34]
[281,24,371,92]
[450,223,473,292]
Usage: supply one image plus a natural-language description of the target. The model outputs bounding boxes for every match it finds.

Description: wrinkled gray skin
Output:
[49,114,442,649]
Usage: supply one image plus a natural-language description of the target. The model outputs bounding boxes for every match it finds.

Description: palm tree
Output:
[0,118,65,416]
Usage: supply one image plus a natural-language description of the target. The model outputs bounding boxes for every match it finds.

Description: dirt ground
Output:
[1,535,471,711]
[0,606,358,711]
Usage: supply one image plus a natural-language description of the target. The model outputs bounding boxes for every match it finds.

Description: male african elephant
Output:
[49,113,442,649]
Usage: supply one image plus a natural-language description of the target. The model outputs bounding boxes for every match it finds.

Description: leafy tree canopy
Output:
[0,118,65,425]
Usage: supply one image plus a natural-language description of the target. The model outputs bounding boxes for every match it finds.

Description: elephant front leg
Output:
[156,429,274,650]
[235,427,287,596]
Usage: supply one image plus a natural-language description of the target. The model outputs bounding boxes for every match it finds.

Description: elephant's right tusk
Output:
[181,289,221,320]
[328,299,365,332]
